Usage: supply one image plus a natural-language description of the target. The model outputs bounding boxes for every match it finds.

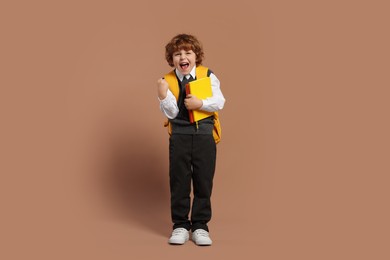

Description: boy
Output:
[157,34,225,246]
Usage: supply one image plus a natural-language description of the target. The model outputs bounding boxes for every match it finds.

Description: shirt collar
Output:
[175,66,196,82]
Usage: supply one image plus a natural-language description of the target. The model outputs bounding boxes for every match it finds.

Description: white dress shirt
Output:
[159,66,226,119]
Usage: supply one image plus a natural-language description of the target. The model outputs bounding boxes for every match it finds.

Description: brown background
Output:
[1,0,389,259]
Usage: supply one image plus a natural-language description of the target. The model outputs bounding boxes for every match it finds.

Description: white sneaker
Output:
[191,229,212,246]
[168,228,189,245]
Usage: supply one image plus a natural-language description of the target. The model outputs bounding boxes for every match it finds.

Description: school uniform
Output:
[159,65,225,232]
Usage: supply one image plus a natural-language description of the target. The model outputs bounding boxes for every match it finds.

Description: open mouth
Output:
[180,62,189,70]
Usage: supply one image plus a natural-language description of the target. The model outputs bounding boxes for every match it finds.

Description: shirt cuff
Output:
[201,99,212,111]
[158,91,173,104]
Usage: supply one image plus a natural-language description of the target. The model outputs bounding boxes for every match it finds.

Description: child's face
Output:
[172,49,196,75]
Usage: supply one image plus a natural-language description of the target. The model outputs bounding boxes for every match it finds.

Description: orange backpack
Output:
[163,65,222,144]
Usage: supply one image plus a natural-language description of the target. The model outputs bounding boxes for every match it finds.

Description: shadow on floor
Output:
[98,129,171,236]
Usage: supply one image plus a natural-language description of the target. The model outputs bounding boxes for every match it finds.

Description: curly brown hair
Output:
[165,34,204,67]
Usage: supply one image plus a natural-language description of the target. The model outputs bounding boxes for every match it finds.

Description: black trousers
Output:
[169,134,216,232]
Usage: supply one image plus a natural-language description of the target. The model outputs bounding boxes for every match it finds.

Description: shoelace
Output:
[172,229,187,235]
[194,230,209,237]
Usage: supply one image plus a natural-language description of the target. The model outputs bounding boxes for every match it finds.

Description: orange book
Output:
[185,77,214,124]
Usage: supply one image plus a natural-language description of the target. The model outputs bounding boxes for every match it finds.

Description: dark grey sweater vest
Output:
[170,71,214,135]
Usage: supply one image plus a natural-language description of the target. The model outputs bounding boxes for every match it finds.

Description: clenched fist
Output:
[157,78,169,100]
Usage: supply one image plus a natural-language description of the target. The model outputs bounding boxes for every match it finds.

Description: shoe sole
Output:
[194,242,212,246]
[168,237,189,245]
[192,238,212,246]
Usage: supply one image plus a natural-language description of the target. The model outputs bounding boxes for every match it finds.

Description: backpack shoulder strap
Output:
[195,65,208,79]
[164,70,179,100]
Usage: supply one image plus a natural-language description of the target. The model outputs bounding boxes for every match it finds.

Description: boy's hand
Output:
[157,78,169,99]
[185,94,203,110]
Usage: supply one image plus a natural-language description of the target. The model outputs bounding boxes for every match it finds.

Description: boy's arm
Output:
[157,78,179,119]
[158,89,179,119]
[199,73,226,112]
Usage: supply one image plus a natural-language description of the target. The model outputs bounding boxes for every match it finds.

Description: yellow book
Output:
[185,77,214,123]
